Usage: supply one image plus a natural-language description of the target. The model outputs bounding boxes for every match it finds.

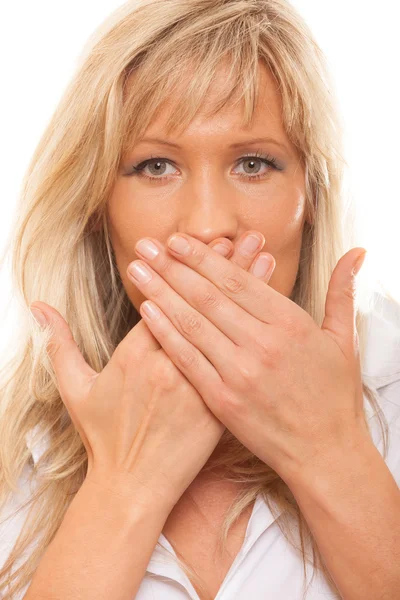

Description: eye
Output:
[125,155,177,183]
[125,149,284,183]
[233,151,283,180]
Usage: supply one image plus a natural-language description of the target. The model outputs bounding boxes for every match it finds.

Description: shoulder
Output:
[361,290,400,485]
[362,290,400,387]
[0,464,37,598]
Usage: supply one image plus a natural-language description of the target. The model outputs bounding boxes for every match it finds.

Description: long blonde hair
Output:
[0,1,393,598]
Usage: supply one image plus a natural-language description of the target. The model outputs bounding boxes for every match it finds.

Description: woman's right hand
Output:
[30,232,271,512]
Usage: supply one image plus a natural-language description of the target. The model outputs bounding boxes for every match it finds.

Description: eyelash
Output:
[126,150,283,183]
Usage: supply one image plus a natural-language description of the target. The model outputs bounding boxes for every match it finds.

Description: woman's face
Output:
[107,64,309,313]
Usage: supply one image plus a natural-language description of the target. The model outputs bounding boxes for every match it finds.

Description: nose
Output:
[176,180,238,245]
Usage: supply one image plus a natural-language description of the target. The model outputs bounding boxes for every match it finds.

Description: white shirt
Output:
[2,291,400,599]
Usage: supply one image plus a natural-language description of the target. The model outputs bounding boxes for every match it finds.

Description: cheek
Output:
[264,192,306,297]
[107,192,158,264]
[106,191,176,311]
[107,182,177,254]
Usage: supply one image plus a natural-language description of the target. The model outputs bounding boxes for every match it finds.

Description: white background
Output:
[0,1,399,360]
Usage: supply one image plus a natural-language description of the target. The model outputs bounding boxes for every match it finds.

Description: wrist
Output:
[282,427,377,493]
[82,470,175,523]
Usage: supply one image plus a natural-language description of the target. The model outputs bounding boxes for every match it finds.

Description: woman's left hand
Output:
[128,231,369,485]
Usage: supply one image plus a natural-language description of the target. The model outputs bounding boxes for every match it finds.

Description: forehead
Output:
[125,59,285,141]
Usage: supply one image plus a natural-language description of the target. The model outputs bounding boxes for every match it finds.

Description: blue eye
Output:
[126,149,284,183]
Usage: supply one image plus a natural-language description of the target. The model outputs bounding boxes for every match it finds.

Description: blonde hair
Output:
[0,0,393,598]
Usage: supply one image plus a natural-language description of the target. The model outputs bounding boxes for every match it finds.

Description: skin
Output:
[106,62,310,315]
[33,60,371,600]
[102,62,311,588]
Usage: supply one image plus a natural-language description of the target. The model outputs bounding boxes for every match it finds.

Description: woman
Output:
[1,1,399,599]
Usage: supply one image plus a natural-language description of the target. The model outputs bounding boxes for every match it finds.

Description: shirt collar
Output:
[145,493,284,589]
[362,290,400,387]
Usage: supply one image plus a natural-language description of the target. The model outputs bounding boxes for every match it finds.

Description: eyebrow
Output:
[137,136,290,152]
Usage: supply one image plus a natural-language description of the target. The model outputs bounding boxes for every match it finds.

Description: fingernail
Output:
[168,235,191,255]
[212,243,230,257]
[142,301,161,320]
[135,238,159,260]
[251,255,272,278]
[353,251,367,276]
[239,234,263,258]
[30,306,48,329]
[128,262,153,283]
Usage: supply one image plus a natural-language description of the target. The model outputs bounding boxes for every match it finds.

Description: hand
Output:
[29,233,271,511]
[128,231,369,486]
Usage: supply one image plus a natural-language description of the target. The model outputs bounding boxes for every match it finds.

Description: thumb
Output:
[29,301,98,410]
[321,248,367,358]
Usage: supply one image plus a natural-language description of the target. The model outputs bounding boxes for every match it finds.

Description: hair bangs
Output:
[120,24,263,155]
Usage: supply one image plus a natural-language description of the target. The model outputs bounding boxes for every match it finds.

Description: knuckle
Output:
[175,309,203,338]
[176,346,198,370]
[221,271,247,295]
[227,347,259,390]
[215,383,243,414]
[330,286,356,306]
[192,284,222,311]
[156,256,174,277]
[214,383,232,406]
[342,284,357,302]
[236,359,260,385]
[255,335,283,366]
[151,357,179,389]
[47,338,64,361]
[190,247,208,267]
[149,282,164,300]
[254,337,272,363]
[281,312,312,342]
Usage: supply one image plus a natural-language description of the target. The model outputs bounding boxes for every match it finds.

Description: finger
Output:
[127,260,238,381]
[132,239,267,348]
[112,317,166,374]
[249,252,276,282]
[30,302,97,400]
[164,232,287,324]
[210,234,276,284]
[208,238,233,258]
[226,230,265,271]
[210,234,276,286]
[30,301,165,454]
[137,300,222,402]
[29,302,99,451]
